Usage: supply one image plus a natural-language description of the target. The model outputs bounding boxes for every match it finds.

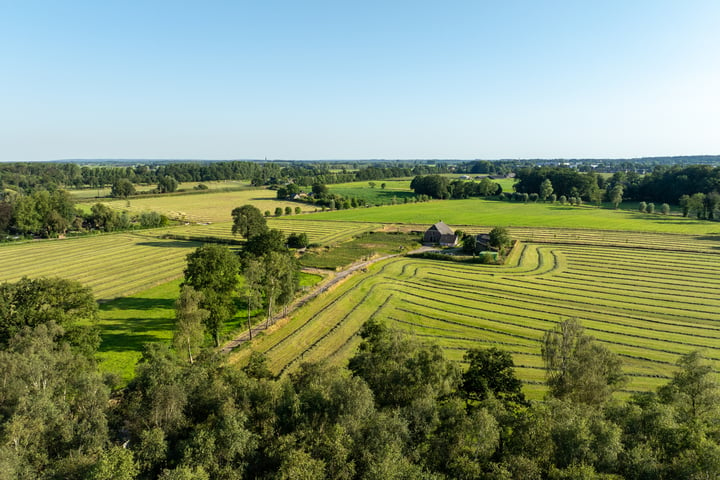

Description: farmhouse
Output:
[423,221,458,246]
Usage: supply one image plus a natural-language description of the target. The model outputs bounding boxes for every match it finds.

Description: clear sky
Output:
[2,0,720,161]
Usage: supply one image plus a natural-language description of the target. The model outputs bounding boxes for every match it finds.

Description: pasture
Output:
[231,230,720,399]
[288,197,720,235]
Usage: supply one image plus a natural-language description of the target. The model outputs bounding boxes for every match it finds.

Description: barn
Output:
[423,221,458,246]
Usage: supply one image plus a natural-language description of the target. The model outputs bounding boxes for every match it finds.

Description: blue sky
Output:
[2,0,719,161]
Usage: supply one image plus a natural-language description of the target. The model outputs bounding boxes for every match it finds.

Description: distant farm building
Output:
[423,221,458,246]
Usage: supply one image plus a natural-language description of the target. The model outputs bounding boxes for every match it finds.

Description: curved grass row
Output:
[241,234,720,399]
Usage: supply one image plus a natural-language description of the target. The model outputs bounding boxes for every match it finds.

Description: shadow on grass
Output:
[135,240,200,248]
[99,315,175,353]
[101,296,176,311]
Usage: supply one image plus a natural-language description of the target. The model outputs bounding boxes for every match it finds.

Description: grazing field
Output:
[96,187,313,223]
[288,197,720,235]
[327,179,415,204]
[158,218,382,245]
[0,232,200,300]
[231,231,720,400]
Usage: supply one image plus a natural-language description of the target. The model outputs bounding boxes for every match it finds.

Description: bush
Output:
[287,232,309,249]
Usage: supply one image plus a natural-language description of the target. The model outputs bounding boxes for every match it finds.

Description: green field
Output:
[0,232,200,300]
[69,180,250,201]
[96,187,314,223]
[287,197,720,235]
[7,183,720,395]
[157,218,382,245]
[231,231,720,400]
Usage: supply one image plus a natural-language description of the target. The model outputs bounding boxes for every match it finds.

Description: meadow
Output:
[288,197,720,235]
[231,232,720,399]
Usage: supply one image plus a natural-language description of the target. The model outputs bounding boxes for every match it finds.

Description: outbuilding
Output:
[423,221,458,246]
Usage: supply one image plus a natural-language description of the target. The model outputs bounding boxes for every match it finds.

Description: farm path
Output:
[219,246,434,354]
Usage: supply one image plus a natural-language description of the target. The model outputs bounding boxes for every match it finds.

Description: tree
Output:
[274,207,283,217]
[679,194,691,217]
[241,259,264,339]
[540,179,554,202]
[258,251,298,327]
[183,244,240,346]
[0,277,99,354]
[610,185,624,209]
[542,318,625,405]
[704,191,720,220]
[368,182,376,188]
[658,350,720,426]
[689,193,706,219]
[284,206,292,216]
[157,175,179,193]
[638,201,647,213]
[0,322,110,478]
[661,203,670,215]
[488,226,512,255]
[231,205,268,239]
[173,286,208,364]
[647,202,655,214]
[287,232,309,249]
[244,229,286,257]
[461,347,526,406]
[111,178,135,198]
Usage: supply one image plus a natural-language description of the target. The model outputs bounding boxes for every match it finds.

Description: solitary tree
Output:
[231,205,267,238]
[183,244,240,346]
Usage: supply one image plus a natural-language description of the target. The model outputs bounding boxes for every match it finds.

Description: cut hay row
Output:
[251,236,720,397]
[0,233,200,300]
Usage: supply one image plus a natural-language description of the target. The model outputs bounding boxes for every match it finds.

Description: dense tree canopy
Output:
[231,204,268,239]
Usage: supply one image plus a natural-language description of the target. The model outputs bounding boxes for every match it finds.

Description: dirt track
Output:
[219,247,435,353]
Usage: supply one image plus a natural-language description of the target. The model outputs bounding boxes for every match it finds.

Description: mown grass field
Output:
[96,187,314,223]
[0,232,200,300]
[158,218,382,246]
[231,231,720,400]
[287,197,720,235]
[69,180,249,200]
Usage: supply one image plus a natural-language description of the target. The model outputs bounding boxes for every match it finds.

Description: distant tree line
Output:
[0,189,169,239]
[514,165,720,211]
[0,161,452,196]
[411,175,503,199]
